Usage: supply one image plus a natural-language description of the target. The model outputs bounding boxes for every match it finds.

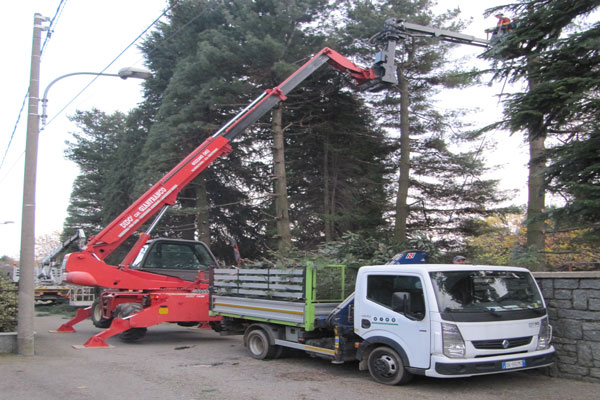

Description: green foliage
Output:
[284,87,395,247]
[510,245,547,272]
[35,303,78,317]
[137,0,332,258]
[137,0,393,259]
[485,1,600,239]
[63,109,132,236]
[466,213,598,270]
[0,276,18,332]
[62,0,526,264]
[342,0,510,252]
[268,230,442,291]
[480,0,600,260]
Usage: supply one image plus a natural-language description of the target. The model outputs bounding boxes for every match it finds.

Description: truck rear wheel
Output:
[91,299,112,329]
[115,302,147,342]
[246,329,278,360]
[367,346,412,385]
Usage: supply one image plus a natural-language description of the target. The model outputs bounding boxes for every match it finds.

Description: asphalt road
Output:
[0,313,598,400]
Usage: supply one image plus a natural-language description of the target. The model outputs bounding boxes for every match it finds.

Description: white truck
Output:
[211,263,555,385]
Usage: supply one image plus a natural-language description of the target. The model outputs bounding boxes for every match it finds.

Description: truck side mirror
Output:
[391,291,410,313]
[392,291,421,321]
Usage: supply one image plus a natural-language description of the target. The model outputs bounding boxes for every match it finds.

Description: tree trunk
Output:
[271,105,292,251]
[394,69,411,245]
[195,175,211,244]
[526,59,546,268]
[323,137,332,242]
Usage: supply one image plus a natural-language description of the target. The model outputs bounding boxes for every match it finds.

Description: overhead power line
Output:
[0,92,28,171]
[0,0,68,172]
[45,4,175,127]
[41,0,69,57]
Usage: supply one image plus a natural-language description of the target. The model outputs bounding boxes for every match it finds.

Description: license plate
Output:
[502,360,525,369]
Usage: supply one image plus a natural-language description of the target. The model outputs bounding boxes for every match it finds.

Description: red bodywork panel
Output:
[64,252,199,291]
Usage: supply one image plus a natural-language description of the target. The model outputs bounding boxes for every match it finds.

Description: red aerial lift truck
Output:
[56,19,489,348]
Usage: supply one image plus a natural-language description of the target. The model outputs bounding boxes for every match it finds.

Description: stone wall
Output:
[534,271,600,382]
[0,332,17,354]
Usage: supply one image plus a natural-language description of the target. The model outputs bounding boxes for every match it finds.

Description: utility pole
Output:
[18,12,47,356]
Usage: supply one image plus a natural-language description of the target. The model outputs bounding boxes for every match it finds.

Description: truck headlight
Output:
[442,322,466,358]
[536,317,552,350]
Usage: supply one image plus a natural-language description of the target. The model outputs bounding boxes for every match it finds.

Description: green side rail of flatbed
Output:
[211,263,345,331]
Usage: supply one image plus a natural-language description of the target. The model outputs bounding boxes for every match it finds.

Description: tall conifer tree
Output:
[481,0,600,266]
[342,0,509,252]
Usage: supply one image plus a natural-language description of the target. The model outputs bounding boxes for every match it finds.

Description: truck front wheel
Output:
[367,346,412,385]
[115,302,147,342]
[91,299,112,329]
[246,329,278,360]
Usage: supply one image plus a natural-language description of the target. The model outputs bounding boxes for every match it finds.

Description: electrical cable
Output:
[0,151,25,185]
[141,1,205,61]
[0,93,28,171]
[44,3,175,128]
[41,0,68,57]
[0,0,68,172]
[45,0,212,127]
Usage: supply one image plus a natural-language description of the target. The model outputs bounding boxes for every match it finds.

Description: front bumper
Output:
[429,348,555,377]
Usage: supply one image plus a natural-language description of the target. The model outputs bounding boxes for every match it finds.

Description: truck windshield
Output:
[131,242,215,270]
[429,270,544,320]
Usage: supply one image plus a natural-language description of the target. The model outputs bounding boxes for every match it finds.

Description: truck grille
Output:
[472,336,532,350]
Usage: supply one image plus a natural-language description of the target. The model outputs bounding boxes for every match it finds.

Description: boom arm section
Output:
[82,47,395,261]
[369,18,489,86]
[373,18,489,48]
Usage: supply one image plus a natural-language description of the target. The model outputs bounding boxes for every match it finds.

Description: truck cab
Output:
[130,238,218,281]
[354,264,555,382]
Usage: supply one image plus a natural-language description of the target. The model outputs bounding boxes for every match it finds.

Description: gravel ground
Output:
[0,313,598,400]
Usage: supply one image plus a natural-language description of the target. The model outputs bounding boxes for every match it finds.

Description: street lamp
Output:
[40,66,152,126]
[18,44,152,355]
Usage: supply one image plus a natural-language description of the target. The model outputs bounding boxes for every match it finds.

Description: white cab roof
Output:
[358,264,532,274]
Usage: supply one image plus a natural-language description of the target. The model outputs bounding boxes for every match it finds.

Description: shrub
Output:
[0,276,18,332]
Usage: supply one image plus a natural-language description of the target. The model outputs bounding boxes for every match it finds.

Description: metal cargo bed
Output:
[211,264,346,330]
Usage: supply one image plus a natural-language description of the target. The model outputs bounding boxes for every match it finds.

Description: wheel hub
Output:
[373,355,397,377]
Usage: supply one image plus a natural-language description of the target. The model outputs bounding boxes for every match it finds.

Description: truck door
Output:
[358,273,430,369]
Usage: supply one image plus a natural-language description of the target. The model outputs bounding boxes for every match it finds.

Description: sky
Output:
[0,0,525,259]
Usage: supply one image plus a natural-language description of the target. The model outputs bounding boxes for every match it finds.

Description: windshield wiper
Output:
[484,308,502,317]
[528,307,546,315]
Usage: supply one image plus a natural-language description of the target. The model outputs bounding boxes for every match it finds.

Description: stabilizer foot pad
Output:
[72,344,115,349]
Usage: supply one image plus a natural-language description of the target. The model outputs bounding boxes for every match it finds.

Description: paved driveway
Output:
[0,314,598,400]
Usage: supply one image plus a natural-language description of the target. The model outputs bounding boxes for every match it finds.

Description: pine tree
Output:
[137,0,393,258]
[62,109,127,236]
[342,0,509,253]
[283,81,394,247]
[537,23,600,243]
[481,0,600,264]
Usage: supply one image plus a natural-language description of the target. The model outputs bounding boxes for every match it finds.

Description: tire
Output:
[91,299,112,329]
[115,303,147,342]
[367,346,412,385]
[246,329,278,360]
[273,345,287,359]
[176,322,199,327]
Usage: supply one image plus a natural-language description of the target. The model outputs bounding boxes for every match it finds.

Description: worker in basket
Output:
[486,13,514,39]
